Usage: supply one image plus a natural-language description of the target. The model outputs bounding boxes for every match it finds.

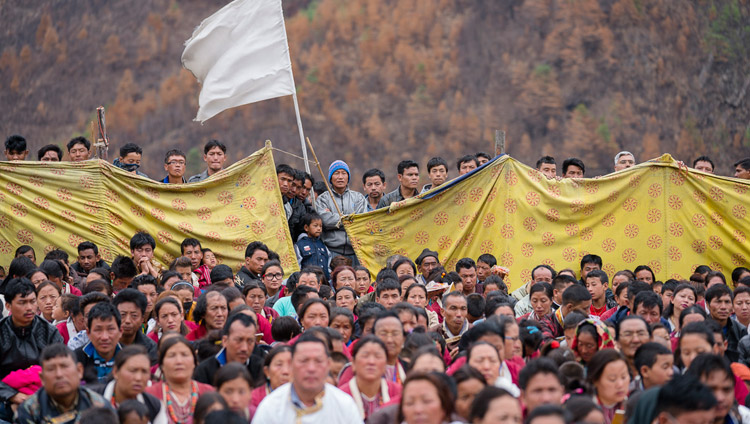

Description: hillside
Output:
[1,0,748,182]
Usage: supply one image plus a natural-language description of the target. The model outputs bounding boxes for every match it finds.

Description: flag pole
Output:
[291,92,311,174]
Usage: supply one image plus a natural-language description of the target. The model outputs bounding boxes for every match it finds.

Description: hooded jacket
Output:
[314,188,366,252]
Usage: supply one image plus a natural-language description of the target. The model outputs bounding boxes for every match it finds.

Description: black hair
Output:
[119,143,142,157]
[562,157,585,175]
[529,282,553,300]
[40,343,77,365]
[483,275,507,293]
[661,279,678,294]
[291,331,330,357]
[66,136,90,152]
[79,407,118,424]
[164,148,186,163]
[676,322,715,369]
[585,269,609,284]
[455,257,476,272]
[561,284,591,305]
[426,157,448,173]
[89,267,111,283]
[79,291,110,313]
[14,245,36,260]
[692,155,714,170]
[518,358,562,390]
[39,260,64,280]
[525,404,570,423]
[705,283,732,305]
[244,241,269,260]
[457,154,479,171]
[632,291,663,315]
[298,298,330,323]
[37,144,63,160]
[204,139,226,154]
[194,392,229,424]
[586,349,626,386]
[694,265,712,275]
[476,253,496,268]
[397,160,419,174]
[734,158,750,170]
[686,353,733,383]
[614,280,630,298]
[732,267,750,284]
[5,134,26,152]
[5,277,36,303]
[116,400,148,424]
[271,316,301,342]
[466,293,485,319]
[129,231,156,250]
[562,311,587,330]
[76,241,99,255]
[663,283,696,318]
[291,285,318,313]
[375,278,401,298]
[633,265,656,282]
[536,155,556,168]
[519,319,544,355]
[655,373,717,418]
[59,293,81,317]
[468,386,513,422]
[615,315,651,340]
[114,344,149,370]
[214,362,253,389]
[627,280,652,301]
[634,342,672,376]
[221,286,243,307]
[564,396,602,423]
[87,301,121,329]
[302,212,323,228]
[221,312,256,336]
[392,257,417,275]
[131,274,158,291]
[351,334,388,359]
[112,288,147,316]
[580,254,603,270]
[484,297,514,317]
[180,238,201,253]
[678,305,707,328]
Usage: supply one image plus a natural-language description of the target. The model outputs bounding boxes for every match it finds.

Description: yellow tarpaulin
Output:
[0,145,298,274]
[344,154,750,289]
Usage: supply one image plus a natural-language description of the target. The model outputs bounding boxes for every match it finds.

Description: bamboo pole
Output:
[305,137,345,220]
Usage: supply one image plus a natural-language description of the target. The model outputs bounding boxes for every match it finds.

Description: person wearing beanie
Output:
[314,160,367,265]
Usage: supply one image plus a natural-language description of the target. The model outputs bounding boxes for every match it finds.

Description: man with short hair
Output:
[421,157,449,193]
[539,284,591,341]
[518,358,564,415]
[111,289,157,364]
[75,302,123,383]
[315,160,367,263]
[693,155,715,174]
[375,279,402,310]
[562,158,585,178]
[632,291,664,325]
[5,134,29,161]
[0,278,64,412]
[551,275,575,311]
[633,342,673,393]
[237,241,270,286]
[180,238,204,286]
[162,149,187,184]
[734,158,750,180]
[614,151,635,171]
[67,293,111,351]
[585,270,616,317]
[130,231,160,278]
[276,163,297,217]
[113,143,148,178]
[649,374,717,424]
[67,137,91,162]
[615,315,651,376]
[71,241,109,278]
[457,154,479,175]
[251,333,360,423]
[378,160,420,208]
[37,144,63,162]
[17,344,111,423]
[685,354,740,424]
[109,255,137,293]
[476,254,496,288]
[297,172,314,202]
[439,292,470,351]
[456,258,478,296]
[362,168,386,211]
[415,248,439,285]
[536,156,556,179]
[705,284,746,362]
[188,139,227,182]
[580,254,615,307]
[513,264,557,316]
[475,152,491,165]
[194,313,264,386]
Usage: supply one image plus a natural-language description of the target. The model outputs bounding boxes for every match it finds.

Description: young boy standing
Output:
[295,213,331,280]
[584,270,614,317]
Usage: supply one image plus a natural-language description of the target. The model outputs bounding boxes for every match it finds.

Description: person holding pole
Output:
[314,160,366,266]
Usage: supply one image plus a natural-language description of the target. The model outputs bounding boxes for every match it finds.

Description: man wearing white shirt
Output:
[252,333,362,424]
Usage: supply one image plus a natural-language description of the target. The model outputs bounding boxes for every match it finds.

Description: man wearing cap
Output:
[315,160,367,264]
[614,151,636,172]
[415,249,440,285]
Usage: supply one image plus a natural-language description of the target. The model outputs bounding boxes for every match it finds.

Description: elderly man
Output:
[251,333,361,423]
[614,151,636,171]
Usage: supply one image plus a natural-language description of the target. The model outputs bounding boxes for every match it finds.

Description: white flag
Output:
[182,0,296,123]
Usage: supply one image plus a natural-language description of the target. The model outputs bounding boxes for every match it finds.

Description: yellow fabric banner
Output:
[0,145,298,274]
[344,154,750,289]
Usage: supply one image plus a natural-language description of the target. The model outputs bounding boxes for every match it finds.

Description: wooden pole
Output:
[494,129,506,156]
[305,137,345,220]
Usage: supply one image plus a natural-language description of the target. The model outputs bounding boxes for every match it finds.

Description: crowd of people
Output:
[2,133,750,424]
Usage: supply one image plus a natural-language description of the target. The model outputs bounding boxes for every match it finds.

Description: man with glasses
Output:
[616,315,652,377]
[162,149,187,184]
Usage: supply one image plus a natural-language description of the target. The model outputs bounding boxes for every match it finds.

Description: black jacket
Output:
[0,315,63,402]
[236,266,262,287]
[193,348,265,387]
[725,317,747,363]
